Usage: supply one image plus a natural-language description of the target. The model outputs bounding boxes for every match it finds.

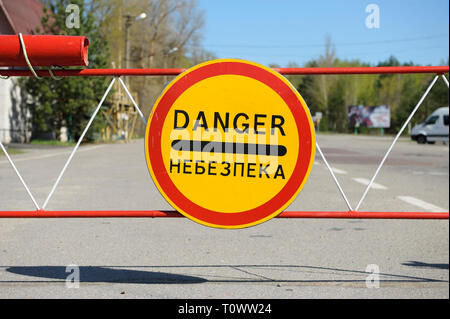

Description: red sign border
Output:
[145,60,315,228]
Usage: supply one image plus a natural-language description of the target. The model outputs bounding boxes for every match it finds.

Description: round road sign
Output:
[145,59,315,229]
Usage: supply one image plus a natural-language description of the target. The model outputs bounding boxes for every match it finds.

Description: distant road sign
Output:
[145,59,315,228]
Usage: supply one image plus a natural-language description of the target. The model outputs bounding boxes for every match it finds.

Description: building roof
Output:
[0,0,45,35]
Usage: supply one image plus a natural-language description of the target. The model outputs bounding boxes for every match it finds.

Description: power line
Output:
[196,34,448,49]
[207,45,448,59]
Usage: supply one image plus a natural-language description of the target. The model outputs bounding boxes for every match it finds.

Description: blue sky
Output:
[195,0,449,67]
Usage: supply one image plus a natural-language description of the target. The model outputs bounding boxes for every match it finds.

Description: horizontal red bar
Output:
[275,66,449,75]
[0,66,448,77]
[0,210,447,219]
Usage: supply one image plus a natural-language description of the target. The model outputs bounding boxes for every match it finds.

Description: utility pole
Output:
[124,15,132,70]
[163,47,178,84]
[123,13,147,84]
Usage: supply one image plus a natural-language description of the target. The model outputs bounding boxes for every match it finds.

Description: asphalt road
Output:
[0,134,448,298]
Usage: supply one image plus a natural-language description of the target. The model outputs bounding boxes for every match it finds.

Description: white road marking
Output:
[352,177,388,190]
[0,145,105,165]
[331,167,347,175]
[397,196,447,212]
[429,171,448,176]
[412,170,448,176]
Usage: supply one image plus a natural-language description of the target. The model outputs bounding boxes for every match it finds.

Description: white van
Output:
[411,107,449,144]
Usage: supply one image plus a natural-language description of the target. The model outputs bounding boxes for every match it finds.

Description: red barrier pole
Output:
[0,35,89,67]
[0,210,447,219]
[275,66,449,75]
[0,63,448,220]
[0,66,448,77]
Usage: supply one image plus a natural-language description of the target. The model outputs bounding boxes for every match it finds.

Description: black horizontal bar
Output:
[171,140,287,156]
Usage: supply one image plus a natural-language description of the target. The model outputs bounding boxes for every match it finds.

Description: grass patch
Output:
[30,139,76,147]
[0,148,23,156]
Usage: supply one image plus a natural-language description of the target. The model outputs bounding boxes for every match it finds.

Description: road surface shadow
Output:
[3,264,448,284]
[402,261,449,270]
[5,266,206,284]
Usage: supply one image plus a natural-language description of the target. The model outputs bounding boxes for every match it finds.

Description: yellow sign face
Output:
[145,59,315,229]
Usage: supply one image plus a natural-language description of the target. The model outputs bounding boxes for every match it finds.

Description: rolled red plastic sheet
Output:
[0,35,89,67]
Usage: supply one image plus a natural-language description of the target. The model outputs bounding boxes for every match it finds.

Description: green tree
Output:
[328,77,347,132]
[396,74,428,132]
[295,52,449,134]
[20,0,111,141]
[398,73,449,132]
[90,0,205,135]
